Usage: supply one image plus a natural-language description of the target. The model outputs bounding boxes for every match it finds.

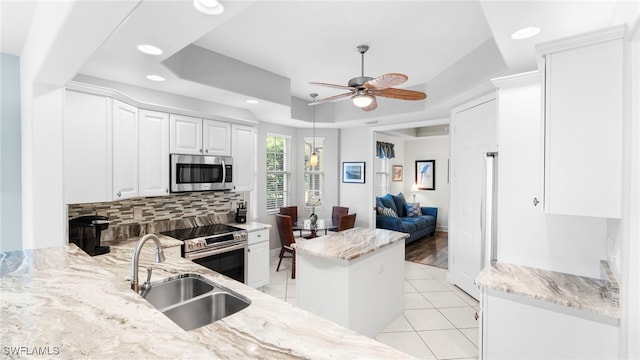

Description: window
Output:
[375,157,389,196]
[266,134,291,212]
[304,137,324,208]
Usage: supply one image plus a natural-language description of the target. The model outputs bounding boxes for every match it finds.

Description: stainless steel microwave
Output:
[170,154,234,192]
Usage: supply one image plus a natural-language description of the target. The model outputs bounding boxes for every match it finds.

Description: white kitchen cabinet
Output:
[112,100,139,200]
[170,114,230,156]
[247,229,269,288]
[537,25,624,218]
[231,124,256,191]
[481,289,618,359]
[63,90,112,204]
[203,119,230,156]
[139,109,170,197]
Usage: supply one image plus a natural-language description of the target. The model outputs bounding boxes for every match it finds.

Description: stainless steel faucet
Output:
[131,234,166,293]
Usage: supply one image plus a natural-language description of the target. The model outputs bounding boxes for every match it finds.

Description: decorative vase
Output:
[310,212,318,229]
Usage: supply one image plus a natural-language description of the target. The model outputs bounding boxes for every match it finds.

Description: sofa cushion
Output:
[419,215,436,227]
[379,194,398,215]
[391,193,407,217]
[405,203,421,217]
[402,216,428,230]
[398,221,417,233]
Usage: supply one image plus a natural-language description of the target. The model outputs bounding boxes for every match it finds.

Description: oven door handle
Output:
[184,242,247,261]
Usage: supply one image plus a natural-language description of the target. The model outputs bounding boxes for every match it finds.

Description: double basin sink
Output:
[141,273,250,331]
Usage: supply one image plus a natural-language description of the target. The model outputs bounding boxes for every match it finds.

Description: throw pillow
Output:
[377,206,397,217]
[392,193,407,217]
[405,203,421,217]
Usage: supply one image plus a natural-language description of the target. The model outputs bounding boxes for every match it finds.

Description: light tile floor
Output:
[262,253,480,360]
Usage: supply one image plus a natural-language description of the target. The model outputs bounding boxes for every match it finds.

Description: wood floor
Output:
[404,231,448,269]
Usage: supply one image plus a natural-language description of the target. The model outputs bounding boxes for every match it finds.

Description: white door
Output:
[203,119,230,156]
[112,100,138,200]
[170,114,202,155]
[139,109,169,197]
[449,96,497,299]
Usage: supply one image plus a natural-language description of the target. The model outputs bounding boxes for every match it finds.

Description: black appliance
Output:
[170,154,234,192]
[160,224,248,284]
[235,202,247,223]
[69,215,111,256]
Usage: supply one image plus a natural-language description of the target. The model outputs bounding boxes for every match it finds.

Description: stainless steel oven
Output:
[161,224,248,284]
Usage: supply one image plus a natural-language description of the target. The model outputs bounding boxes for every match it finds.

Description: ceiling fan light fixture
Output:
[352,93,374,107]
[194,0,224,15]
[511,27,540,40]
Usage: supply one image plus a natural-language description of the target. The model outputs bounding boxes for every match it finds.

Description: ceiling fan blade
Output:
[372,88,427,101]
[361,96,378,112]
[309,82,354,91]
[364,73,408,90]
[309,92,353,105]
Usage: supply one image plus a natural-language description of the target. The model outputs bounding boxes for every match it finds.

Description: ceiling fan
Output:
[309,45,427,111]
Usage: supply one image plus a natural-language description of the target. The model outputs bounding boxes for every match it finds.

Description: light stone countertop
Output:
[229,221,272,232]
[0,237,412,359]
[475,261,621,318]
[294,228,409,261]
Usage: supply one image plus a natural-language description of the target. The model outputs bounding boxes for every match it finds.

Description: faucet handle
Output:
[145,266,153,284]
[139,266,153,295]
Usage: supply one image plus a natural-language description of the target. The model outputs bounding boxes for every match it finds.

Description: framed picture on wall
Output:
[342,162,366,183]
[416,160,435,190]
[392,165,403,182]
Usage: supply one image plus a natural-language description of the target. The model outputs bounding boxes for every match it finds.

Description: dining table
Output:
[292,218,338,238]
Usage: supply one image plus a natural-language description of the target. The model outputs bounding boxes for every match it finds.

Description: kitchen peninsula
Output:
[0,234,412,359]
[295,228,409,337]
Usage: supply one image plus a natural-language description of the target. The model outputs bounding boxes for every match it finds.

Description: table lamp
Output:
[411,183,419,203]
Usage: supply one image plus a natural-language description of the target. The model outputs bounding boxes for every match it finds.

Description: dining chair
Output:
[329,206,349,231]
[337,213,357,231]
[275,214,297,279]
[279,206,312,238]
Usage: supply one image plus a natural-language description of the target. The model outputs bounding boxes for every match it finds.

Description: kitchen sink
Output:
[162,292,250,331]
[143,273,215,309]
[140,273,250,330]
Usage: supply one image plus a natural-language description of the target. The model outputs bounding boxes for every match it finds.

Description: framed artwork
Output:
[392,165,403,182]
[342,162,366,183]
[415,160,435,190]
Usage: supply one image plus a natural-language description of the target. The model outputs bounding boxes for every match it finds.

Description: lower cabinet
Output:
[247,229,269,288]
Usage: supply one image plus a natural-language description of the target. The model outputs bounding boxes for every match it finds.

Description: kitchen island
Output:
[0,235,412,359]
[295,227,409,337]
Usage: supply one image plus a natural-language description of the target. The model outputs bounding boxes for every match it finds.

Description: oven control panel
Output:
[183,230,248,253]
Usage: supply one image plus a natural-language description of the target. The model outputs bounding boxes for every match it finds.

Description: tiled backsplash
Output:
[68,191,245,241]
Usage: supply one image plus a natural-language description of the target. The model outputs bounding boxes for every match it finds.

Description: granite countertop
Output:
[229,221,272,232]
[295,228,409,261]
[1,235,411,359]
[475,261,621,318]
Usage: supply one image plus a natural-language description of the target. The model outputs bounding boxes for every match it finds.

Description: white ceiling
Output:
[1,0,631,128]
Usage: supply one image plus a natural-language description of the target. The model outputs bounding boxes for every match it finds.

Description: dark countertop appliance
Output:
[161,224,248,284]
[69,215,111,256]
[235,202,247,223]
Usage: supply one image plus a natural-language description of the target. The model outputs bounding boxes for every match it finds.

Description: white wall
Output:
[404,135,450,231]
[1,53,22,252]
[339,127,373,229]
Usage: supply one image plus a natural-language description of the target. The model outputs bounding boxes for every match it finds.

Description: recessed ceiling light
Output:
[137,44,163,56]
[511,27,541,40]
[193,0,224,15]
[146,75,165,82]
[246,99,259,104]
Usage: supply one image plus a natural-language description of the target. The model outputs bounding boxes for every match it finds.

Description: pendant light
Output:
[309,93,319,167]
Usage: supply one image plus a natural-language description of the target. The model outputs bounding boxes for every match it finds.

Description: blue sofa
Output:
[375,193,438,244]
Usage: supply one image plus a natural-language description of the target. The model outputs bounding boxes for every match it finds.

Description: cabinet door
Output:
[139,109,169,197]
[170,114,202,155]
[542,36,623,218]
[112,99,138,200]
[231,124,256,191]
[247,240,269,289]
[203,119,230,156]
[63,90,111,204]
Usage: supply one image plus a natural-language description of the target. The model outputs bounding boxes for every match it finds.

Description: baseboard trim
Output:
[436,226,448,232]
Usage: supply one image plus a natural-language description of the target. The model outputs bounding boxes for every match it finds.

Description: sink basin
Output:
[162,292,250,331]
[143,273,214,309]
[140,273,250,330]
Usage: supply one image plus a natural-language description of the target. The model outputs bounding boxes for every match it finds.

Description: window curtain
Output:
[376,141,395,159]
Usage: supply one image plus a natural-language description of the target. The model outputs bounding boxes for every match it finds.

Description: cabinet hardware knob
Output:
[533,197,540,206]
[205,149,209,153]
[200,149,203,153]
[475,311,479,320]
[165,188,169,193]
[117,191,121,197]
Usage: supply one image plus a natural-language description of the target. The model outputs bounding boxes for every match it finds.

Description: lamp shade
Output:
[309,152,318,167]
[411,183,419,192]
[352,93,374,107]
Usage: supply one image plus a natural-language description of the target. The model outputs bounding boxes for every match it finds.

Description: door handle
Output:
[533,197,539,206]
